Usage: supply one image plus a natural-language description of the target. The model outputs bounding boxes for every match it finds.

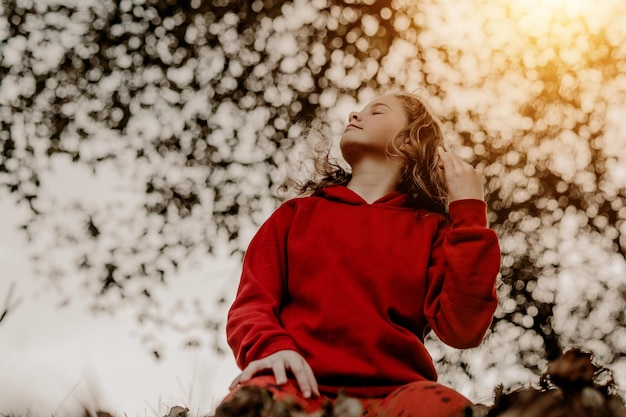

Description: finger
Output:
[442,149,463,171]
[229,374,241,391]
[272,360,288,385]
[291,367,312,398]
[437,146,461,171]
[436,146,447,168]
[450,157,476,177]
[236,360,263,385]
[303,361,320,397]
[439,147,469,175]
[288,358,318,398]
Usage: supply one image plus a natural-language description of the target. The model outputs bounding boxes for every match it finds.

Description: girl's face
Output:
[340,95,408,163]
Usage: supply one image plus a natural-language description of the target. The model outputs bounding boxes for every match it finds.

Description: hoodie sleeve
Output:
[424,199,501,349]
[226,201,300,369]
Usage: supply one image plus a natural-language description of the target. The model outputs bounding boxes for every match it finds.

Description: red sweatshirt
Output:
[227,185,500,397]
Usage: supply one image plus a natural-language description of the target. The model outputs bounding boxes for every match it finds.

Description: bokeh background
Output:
[1,0,626,415]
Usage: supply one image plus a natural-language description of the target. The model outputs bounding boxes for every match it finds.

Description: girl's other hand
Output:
[228,350,320,398]
[437,147,485,202]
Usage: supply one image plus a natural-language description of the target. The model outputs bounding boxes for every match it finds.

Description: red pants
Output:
[219,375,471,417]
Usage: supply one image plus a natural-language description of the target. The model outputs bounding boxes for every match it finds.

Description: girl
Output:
[218,93,501,417]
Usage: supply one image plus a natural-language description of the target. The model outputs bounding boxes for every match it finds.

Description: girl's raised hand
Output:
[437,147,485,202]
[229,349,320,398]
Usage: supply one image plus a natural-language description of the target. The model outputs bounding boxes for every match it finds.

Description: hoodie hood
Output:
[314,185,409,207]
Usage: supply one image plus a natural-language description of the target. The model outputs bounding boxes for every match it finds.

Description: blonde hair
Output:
[282,92,449,213]
[389,92,449,213]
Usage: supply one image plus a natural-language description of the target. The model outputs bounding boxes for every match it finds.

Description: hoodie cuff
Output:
[448,199,489,228]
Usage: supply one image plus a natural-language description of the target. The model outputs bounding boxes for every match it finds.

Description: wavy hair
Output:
[282,93,449,213]
[389,92,449,213]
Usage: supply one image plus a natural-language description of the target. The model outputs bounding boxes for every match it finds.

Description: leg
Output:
[215,375,329,416]
[363,381,472,417]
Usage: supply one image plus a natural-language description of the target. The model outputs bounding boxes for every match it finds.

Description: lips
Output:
[346,123,362,130]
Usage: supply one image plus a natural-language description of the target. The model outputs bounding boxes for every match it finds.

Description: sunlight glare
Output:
[505,0,603,25]
[542,0,588,18]
[498,0,618,49]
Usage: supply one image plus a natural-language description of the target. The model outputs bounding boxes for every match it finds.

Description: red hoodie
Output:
[226,185,500,397]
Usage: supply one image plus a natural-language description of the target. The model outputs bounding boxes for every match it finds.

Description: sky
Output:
[0,164,241,417]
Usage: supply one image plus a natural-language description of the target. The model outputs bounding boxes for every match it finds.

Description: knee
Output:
[404,381,470,402]
[384,381,471,417]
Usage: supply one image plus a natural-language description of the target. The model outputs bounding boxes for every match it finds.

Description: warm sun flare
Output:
[504,0,609,24]
[541,0,589,18]
[499,0,618,45]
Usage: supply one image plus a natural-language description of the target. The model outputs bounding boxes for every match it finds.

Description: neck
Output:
[346,160,402,203]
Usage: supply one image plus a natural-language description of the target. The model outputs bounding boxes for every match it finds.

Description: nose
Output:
[349,112,361,122]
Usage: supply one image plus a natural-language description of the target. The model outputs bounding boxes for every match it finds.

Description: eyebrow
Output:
[370,102,392,110]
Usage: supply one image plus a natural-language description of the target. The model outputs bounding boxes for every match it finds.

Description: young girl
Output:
[218,93,501,417]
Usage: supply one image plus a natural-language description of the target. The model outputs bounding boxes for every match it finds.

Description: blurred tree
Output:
[1,0,625,395]
[0,282,21,324]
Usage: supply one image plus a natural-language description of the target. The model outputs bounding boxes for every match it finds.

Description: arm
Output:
[424,148,501,348]
[226,202,297,366]
[226,201,319,397]
[424,199,500,348]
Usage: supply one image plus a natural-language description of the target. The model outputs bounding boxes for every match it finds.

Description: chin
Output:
[339,138,355,158]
